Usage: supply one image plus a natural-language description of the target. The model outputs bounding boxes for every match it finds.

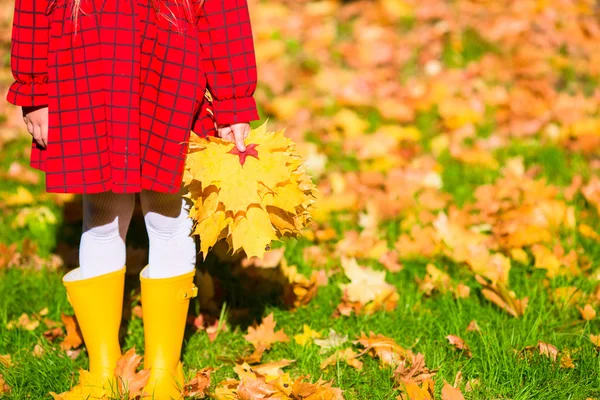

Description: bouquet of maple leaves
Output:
[183,123,317,260]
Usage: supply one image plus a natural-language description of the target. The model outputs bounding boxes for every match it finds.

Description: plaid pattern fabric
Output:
[7,0,259,194]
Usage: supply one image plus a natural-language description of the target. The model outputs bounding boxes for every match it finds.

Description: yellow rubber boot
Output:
[140,266,197,400]
[63,267,125,386]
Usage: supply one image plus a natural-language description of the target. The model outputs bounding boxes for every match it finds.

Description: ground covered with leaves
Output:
[2,0,600,398]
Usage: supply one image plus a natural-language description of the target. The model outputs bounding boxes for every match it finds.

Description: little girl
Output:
[8,0,259,398]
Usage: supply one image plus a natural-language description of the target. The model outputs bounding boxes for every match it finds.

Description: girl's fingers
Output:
[232,124,246,152]
[41,121,49,147]
[32,124,44,147]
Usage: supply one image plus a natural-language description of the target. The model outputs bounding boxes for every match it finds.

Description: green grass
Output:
[2,256,600,399]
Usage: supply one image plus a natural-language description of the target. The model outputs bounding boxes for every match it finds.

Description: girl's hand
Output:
[23,106,49,148]
[217,123,250,152]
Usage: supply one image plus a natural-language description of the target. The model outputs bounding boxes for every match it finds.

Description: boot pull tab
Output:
[179,285,198,301]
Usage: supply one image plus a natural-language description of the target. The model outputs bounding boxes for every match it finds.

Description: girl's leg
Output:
[139,190,197,399]
[140,190,196,278]
[63,191,135,388]
[79,191,136,279]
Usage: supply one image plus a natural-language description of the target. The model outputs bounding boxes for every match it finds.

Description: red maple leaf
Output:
[229,143,259,166]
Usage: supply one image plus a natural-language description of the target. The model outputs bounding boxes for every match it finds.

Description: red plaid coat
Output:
[7,0,259,194]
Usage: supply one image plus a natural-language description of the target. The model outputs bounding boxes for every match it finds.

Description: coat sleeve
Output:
[6,0,50,107]
[197,0,259,125]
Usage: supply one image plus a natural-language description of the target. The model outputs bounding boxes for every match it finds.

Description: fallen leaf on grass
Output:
[560,353,575,369]
[244,313,289,349]
[578,304,596,320]
[320,348,363,370]
[281,261,319,308]
[417,264,452,296]
[0,373,10,395]
[393,352,437,384]
[44,327,64,342]
[441,381,465,400]
[60,314,83,351]
[6,162,40,185]
[476,275,528,317]
[291,377,345,400]
[183,367,214,398]
[314,329,349,354]
[6,313,40,331]
[466,320,481,332]
[537,341,558,362]
[356,332,413,368]
[591,334,600,349]
[446,335,472,358]
[0,355,11,367]
[465,379,480,392]
[454,283,471,299]
[336,258,399,316]
[579,224,600,242]
[340,257,397,304]
[114,348,150,398]
[33,343,45,357]
[294,324,322,346]
[233,362,292,399]
[237,343,268,365]
[194,313,226,342]
[398,378,434,400]
[379,250,403,272]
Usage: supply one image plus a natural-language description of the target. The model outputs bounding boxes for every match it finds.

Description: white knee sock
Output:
[140,190,196,279]
[79,192,136,279]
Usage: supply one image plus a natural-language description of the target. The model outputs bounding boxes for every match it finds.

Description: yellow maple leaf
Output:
[184,123,316,260]
[294,324,322,346]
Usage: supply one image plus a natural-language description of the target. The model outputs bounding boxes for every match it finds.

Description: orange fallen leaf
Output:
[32,343,45,357]
[560,353,575,369]
[466,320,480,333]
[233,362,291,399]
[44,327,64,342]
[355,332,412,368]
[0,355,11,367]
[590,334,600,349]
[454,283,471,299]
[476,275,528,318]
[0,373,10,396]
[60,314,83,351]
[441,381,465,400]
[237,342,268,365]
[320,348,363,370]
[379,250,403,272]
[114,348,150,398]
[398,378,435,400]
[578,304,596,321]
[291,377,345,400]
[537,341,558,362]
[446,335,472,358]
[183,367,214,398]
[393,352,437,384]
[7,313,40,331]
[244,313,289,349]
